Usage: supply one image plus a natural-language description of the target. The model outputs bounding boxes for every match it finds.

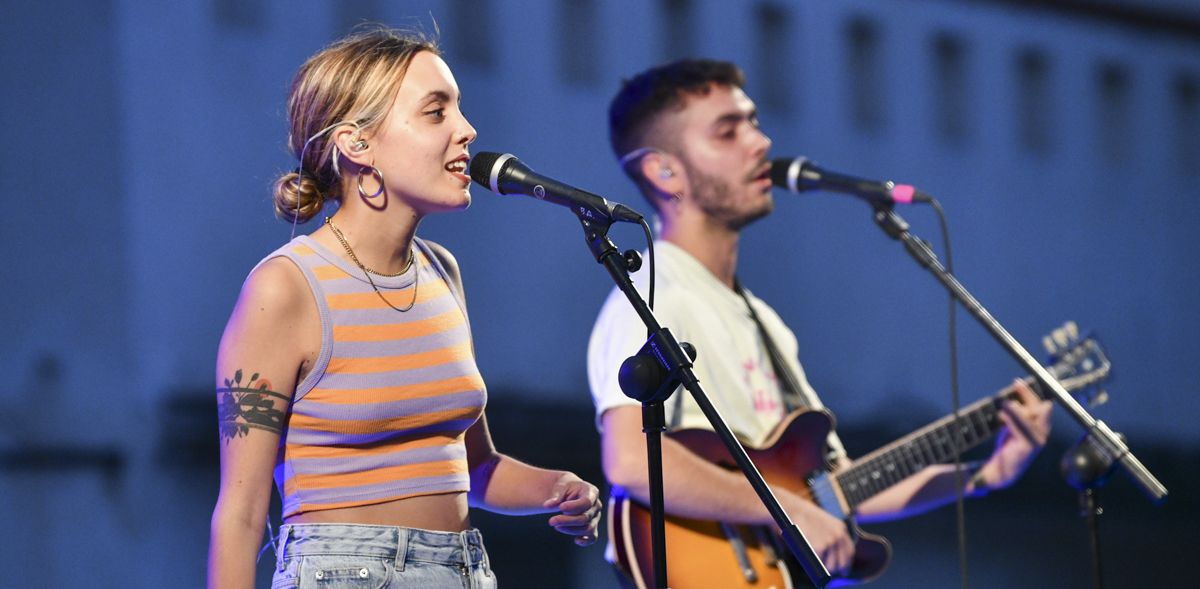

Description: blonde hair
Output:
[273,27,440,223]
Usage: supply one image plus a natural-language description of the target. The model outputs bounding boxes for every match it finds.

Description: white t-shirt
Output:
[587,241,845,455]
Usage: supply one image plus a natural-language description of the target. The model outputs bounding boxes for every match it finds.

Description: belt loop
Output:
[275,525,292,571]
[459,530,473,569]
[474,530,490,576]
[394,526,408,572]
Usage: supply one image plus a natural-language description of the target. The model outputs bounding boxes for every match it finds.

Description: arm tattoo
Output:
[217,369,289,443]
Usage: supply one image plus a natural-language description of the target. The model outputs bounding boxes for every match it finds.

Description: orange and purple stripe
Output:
[259,236,486,518]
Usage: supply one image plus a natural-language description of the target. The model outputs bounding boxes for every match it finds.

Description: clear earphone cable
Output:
[289,120,360,240]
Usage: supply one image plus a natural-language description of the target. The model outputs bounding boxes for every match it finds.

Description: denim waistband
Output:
[275,523,489,574]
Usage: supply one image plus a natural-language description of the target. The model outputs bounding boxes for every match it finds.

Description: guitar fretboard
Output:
[830,336,1106,513]
[834,390,1014,511]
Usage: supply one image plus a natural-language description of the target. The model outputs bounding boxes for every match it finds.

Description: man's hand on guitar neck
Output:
[973,379,1054,494]
[858,379,1055,521]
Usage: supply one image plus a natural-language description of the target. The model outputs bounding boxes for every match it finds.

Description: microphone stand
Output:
[867,202,1167,504]
[1060,433,1121,589]
[576,214,831,589]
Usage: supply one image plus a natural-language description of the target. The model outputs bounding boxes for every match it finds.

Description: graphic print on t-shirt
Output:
[742,356,784,423]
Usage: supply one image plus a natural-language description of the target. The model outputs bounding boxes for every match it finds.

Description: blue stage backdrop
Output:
[1,1,1195,587]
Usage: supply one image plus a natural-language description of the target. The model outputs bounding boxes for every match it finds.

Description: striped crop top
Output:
[259,235,487,518]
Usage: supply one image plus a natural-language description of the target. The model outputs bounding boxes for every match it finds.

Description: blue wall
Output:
[0,0,1195,586]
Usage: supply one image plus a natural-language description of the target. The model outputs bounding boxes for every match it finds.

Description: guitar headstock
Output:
[1042,321,1112,407]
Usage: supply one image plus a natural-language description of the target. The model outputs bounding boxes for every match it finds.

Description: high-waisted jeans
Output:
[271,523,497,588]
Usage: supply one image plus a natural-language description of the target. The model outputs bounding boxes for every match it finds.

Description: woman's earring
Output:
[358,165,386,199]
[659,168,673,179]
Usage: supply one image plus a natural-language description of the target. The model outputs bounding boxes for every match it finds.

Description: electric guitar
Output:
[609,324,1111,588]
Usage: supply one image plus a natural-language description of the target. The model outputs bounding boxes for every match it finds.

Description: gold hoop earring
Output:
[358,166,385,199]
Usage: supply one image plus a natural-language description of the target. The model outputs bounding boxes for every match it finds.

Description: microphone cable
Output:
[928,197,970,589]
[639,217,657,311]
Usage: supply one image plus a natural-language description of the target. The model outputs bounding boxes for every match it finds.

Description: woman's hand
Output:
[543,473,603,546]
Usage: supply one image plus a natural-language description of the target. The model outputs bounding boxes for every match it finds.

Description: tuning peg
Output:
[1065,321,1079,341]
[1044,335,1056,354]
[1091,389,1109,407]
[1053,328,1070,349]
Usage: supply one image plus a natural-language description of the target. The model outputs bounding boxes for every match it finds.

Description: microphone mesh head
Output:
[768,158,796,190]
[468,152,505,187]
[769,157,813,192]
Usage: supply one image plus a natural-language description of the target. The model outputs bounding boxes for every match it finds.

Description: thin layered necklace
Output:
[325,217,418,312]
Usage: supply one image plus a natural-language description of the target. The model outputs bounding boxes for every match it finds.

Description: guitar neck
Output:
[833,383,1026,512]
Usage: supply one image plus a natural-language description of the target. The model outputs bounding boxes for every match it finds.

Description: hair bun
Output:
[273,171,326,224]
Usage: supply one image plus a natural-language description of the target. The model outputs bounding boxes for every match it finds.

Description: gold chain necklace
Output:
[325,217,418,312]
[325,217,412,276]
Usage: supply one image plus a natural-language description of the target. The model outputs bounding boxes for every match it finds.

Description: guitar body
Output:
[610,494,797,588]
[610,409,891,588]
[608,327,1108,588]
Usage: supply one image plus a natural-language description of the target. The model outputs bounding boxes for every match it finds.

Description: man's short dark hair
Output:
[608,59,746,208]
[609,59,746,160]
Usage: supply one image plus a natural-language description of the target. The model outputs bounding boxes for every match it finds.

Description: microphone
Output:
[770,157,932,205]
[469,152,644,224]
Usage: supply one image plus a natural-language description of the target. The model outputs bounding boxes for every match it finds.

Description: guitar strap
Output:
[665,279,811,430]
[733,279,814,413]
[734,280,848,464]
